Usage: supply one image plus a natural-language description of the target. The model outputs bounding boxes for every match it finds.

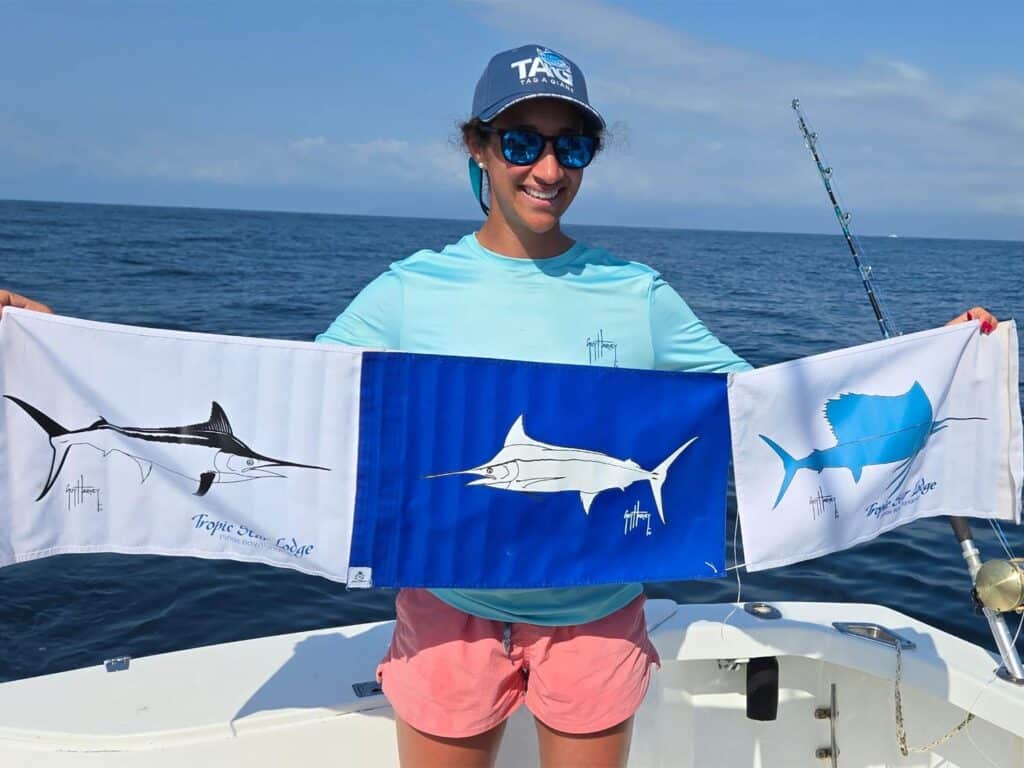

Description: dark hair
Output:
[460,117,488,154]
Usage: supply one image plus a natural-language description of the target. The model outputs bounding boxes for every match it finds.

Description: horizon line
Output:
[1,196,1020,246]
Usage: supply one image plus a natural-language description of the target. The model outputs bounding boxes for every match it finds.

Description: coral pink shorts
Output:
[376,589,660,738]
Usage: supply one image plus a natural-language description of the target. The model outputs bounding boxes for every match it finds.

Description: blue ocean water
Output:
[1,198,1022,682]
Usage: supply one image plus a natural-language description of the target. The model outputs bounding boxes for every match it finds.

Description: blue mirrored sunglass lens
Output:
[501,131,545,164]
[497,130,595,168]
[554,135,594,168]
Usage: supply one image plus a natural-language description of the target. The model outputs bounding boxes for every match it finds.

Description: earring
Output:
[477,161,486,170]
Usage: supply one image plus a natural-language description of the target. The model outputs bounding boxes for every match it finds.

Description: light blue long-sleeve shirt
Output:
[318,233,750,625]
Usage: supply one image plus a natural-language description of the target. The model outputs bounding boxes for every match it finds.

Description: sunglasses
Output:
[478,125,597,169]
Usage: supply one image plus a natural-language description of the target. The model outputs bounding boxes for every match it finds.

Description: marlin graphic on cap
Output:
[4,396,329,500]
[760,381,983,509]
[427,414,696,523]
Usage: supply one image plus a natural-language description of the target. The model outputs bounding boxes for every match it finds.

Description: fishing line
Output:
[731,509,742,603]
[988,518,1016,560]
[962,669,1009,768]
[959,613,1021,768]
[964,725,1006,768]
[719,509,744,640]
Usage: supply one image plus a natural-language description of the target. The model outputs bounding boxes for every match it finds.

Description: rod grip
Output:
[949,515,974,543]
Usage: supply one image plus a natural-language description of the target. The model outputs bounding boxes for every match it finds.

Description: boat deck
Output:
[1,600,1021,766]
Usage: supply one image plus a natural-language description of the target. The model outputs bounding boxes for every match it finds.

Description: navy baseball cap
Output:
[471,44,605,131]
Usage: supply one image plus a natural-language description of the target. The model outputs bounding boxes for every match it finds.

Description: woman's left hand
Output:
[946,306,998,335]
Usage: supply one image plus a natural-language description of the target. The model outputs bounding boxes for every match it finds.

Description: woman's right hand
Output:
[0,290,52,319]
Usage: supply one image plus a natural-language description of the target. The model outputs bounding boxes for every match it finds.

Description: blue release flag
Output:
[350,352,730,588]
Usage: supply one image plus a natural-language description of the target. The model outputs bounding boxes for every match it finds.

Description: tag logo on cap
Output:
[510,47,574,91]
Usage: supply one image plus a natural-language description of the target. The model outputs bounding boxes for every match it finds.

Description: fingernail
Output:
[966,312,973,321]
[982,321,994,335]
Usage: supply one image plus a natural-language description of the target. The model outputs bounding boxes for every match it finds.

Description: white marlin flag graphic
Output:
[427,415,696,523]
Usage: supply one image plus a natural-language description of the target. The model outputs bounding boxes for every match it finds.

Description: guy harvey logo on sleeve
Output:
[510,48,575,92]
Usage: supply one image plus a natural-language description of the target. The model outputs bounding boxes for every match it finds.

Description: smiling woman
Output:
[464,100,591,257]
[314,43,751,768]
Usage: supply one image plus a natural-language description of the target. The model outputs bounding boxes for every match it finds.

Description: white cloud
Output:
[465,0,1024,220]
[3,2,1020,236]
[1,127,466,192]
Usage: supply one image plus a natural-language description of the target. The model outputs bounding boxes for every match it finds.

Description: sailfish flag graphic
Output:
[759,381,984,508]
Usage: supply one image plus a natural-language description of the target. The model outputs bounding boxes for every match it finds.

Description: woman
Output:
[0,44,999,768]
[317,46,753,765]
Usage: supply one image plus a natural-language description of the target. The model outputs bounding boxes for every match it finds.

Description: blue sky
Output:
[2,0,1022,239]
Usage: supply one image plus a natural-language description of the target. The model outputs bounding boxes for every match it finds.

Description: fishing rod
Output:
[791,98,1024,684]
[791,100,898,340]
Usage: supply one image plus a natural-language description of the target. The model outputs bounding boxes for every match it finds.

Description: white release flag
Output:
[0,309,363,581]
[730,321,1022,572]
